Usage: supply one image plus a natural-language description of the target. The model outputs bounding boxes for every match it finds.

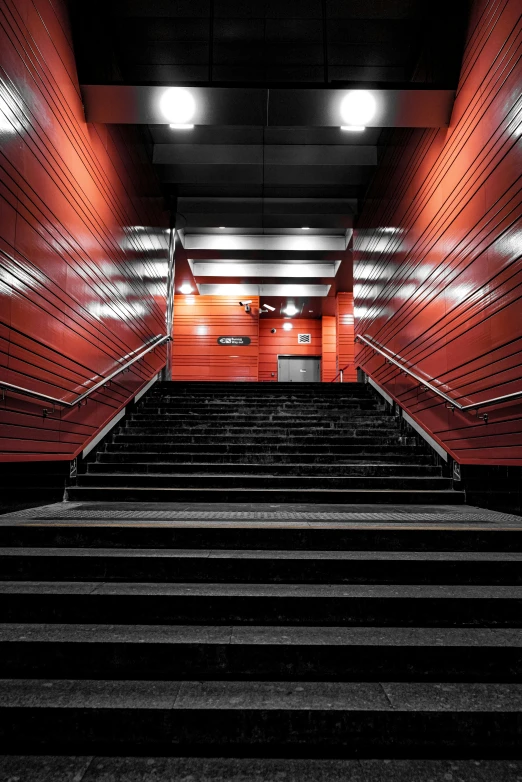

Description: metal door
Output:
[278,356,321,382]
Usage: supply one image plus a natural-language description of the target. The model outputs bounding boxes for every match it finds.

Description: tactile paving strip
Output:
[4,503,522,524]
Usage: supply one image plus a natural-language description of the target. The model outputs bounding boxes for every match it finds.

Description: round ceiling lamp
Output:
[340,90,376,131]
[282,322,293,331]
[160,88,196,127]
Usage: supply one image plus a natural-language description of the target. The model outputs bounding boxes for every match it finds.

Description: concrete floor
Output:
[0,756,522,781]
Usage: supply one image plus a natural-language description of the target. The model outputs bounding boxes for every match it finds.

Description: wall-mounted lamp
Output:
[180,283,193,294]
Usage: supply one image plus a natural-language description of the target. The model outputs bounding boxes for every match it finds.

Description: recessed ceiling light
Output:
[301,226,310,230]
[169,124,194,130]
[180,283,193,294]
[283,322,293,331]
[341,125,365,132]
[160,88,195,124]
[340,90,376,131]
[283,304,298,316]
[219,226,226,229]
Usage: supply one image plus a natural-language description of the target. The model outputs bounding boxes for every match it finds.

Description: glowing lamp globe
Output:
[340,91,376,128]
[160,88,196,125]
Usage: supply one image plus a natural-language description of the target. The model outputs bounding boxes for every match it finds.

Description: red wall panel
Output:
[259,319,322,381]
[353,0,522,465]
[336,293,357,382]
[172,295,259,381]
[321,315,337,382]
[0,0,169,461]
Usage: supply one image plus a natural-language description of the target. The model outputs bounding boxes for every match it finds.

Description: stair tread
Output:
[0,757,517,781]
[2,623,522,646]
[1,678,522,712]
[3,548,522,561]
[2,581,520,598]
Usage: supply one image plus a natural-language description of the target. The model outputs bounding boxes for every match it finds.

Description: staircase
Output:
[2,381,521,773]
[68,381,463,504]
[1,513,522,762]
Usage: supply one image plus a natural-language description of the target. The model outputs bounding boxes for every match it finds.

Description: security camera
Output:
[263,304,276,311]
[271,328,277,334]
[239,300,252,306]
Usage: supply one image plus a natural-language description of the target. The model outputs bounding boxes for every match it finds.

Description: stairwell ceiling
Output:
[70,0,468,316]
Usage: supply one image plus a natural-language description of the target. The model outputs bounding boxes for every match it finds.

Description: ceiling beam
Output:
[197,284,332,296]
[81,86,455,127]
[153,145,377,166]
[183,234,348,251]
[190,262,340,278]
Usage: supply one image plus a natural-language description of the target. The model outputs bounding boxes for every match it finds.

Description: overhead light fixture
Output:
[283,322,293,331]
[301,226,310,230]
[219,226,226,229]
[340,90,376,131]
[180,283,193,294]
[263,304,276,311]
[160,87,195,126]
[283,304,298,317]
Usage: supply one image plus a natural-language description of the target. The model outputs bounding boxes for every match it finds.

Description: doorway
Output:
[277,356,321,382]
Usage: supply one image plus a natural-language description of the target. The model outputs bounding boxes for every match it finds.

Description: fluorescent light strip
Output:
[197,284,331,296]
[191,262,339,278]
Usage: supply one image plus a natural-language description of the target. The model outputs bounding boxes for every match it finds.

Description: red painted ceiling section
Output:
[0,0,169,461]
[354,0,522,465]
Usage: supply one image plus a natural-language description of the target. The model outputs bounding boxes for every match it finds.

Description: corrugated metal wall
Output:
[354,0,522,465]
[0,0,168,461]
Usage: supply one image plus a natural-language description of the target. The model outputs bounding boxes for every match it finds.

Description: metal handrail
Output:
[356,333,522,416]
[0,334,171,410]
[331,364,352,383]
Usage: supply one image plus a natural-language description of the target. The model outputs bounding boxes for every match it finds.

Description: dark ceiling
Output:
[69,0,469,315]
[71,0,468,89]
[70,0,469,215]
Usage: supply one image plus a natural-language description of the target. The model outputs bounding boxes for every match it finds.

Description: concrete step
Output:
[131,413,392,423]
[75,474,452,490]
[65,485,465,504]
[1,524,519,552]
[1,581,513,625]
[139,399,384,415]
[112,434,417,446]
[122,426,400,437]
[104,443,427,456]
[1,678,521,755]
[2,624,522,681]
[0,756,518,781]
[98,451,435,465]
[1,548,520,584]
[89,462,442,477]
